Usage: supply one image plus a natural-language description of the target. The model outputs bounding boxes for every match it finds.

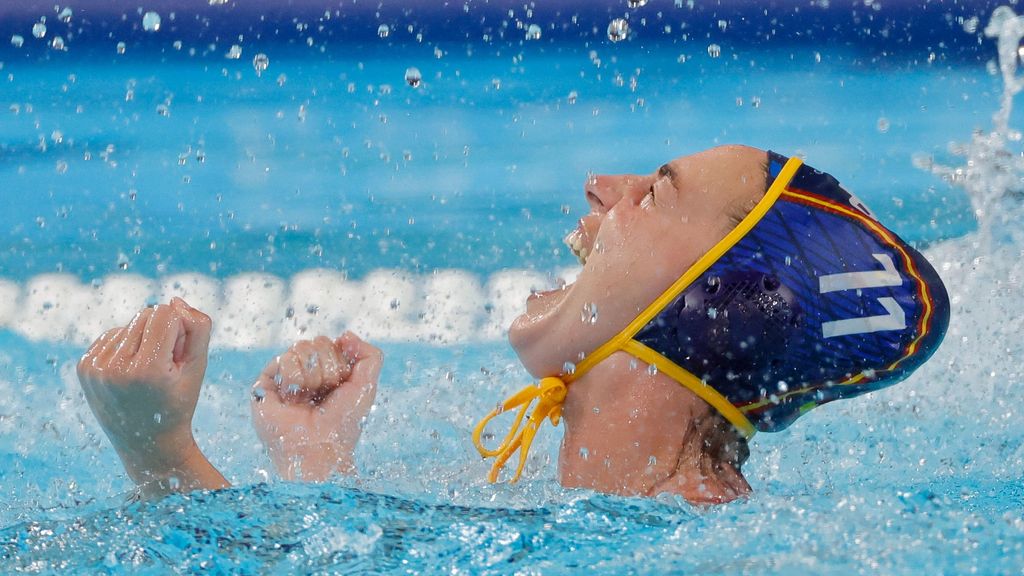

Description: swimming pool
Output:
[1,1,1022,573]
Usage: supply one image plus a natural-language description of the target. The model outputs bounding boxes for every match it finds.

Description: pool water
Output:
[1,2,1023,573]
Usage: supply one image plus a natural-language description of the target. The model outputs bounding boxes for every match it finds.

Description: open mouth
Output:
[564,226,589,265]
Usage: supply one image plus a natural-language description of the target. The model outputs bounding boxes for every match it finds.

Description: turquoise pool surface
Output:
[1,1,1022,573]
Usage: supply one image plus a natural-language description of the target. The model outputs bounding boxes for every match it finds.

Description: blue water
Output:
[0,46,987,279]
[2,2,1023,574]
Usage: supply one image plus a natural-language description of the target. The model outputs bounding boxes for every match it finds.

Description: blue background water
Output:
[1,1,1023,574]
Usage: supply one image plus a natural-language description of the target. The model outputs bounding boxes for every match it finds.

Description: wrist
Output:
[269,441,356,482]
[118,434,201,485]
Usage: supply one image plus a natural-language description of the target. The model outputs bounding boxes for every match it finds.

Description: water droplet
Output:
[116,41,126,54]
[252,386,266,402]
[404,66,422,88]
[276,73,287,86]
[607,18,629,42]
[717,19,728,32]
[153,412,162,424]
[592,406,601,414]
[226,44,242,59]
[305,352,320,373]
[32,22,47,39]
[648,455,657,466]
[962,16,979,34]
[209,0,229,5]
[876,117,890,133]
[172,40,183,50]
[562,361,576,375]
[579,447,590,460]
[142,11,161,33]
[50,130,63,144]
[167,476,180,490]
[58,7,73,24]
[628,0,649,7]
[55,160,68,174]
[390,298,400,310]
[377,24,390,39]
[647,363,659,376]
[286,383,301,395]
[525,24,542,41]
[10,35,24,48]
[707,43,721,58]
[116,252,130,270]
[156,103,170,116]
[777,381,789,393]
[50,36,65,50]
[581,302,599,324]
[567,90,578,104]
[751,96,761,108]
[252,52,269,76]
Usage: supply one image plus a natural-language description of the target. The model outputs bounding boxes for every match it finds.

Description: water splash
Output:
[916,5,1024,248]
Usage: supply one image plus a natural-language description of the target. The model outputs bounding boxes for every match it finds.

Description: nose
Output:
[584,173,651,213]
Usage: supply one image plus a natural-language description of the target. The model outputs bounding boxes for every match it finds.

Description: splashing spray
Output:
[916,5,1024,248]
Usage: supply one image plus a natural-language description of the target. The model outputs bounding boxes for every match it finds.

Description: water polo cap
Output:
[473,151,950,483]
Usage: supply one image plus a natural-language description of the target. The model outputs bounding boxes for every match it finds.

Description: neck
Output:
[558,351,751,504]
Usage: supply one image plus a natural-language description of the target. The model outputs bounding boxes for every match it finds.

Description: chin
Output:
[506,285,573,378]
[507,310,545,378]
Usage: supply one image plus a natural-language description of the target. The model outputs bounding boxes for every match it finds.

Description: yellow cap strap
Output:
[620,339,756,438]
[472,377,567,483]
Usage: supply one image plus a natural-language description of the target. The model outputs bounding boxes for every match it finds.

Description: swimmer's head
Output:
[509,145,770,379]
[507,145,949,434]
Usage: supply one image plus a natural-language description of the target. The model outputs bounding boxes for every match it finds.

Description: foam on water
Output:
[0,268,577,348]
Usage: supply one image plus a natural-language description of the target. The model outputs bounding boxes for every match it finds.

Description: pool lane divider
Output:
[0,268,581,348]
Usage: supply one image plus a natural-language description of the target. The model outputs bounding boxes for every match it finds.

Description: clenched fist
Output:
[77,298,228,497]
[251,332,381,481]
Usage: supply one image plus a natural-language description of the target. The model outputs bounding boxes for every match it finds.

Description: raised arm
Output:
[76,297,229,499]
[251,332,381,482]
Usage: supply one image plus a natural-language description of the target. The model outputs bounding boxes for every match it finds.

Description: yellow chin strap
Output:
[472,156,804,484]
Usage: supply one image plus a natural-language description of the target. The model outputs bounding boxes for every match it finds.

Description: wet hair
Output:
[700,410,750,471]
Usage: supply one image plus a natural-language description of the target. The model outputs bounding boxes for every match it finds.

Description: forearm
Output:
[118,438,230,499]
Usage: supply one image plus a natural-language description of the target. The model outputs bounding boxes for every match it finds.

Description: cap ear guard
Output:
[676,271,802,384]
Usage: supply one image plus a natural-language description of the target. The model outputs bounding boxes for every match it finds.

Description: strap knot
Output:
[472,376,568,483]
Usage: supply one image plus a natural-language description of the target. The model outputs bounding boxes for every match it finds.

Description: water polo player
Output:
[76,145,948,505]
[475,145,950,503]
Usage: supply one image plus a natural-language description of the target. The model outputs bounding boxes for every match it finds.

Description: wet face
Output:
[508,145,769,378]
